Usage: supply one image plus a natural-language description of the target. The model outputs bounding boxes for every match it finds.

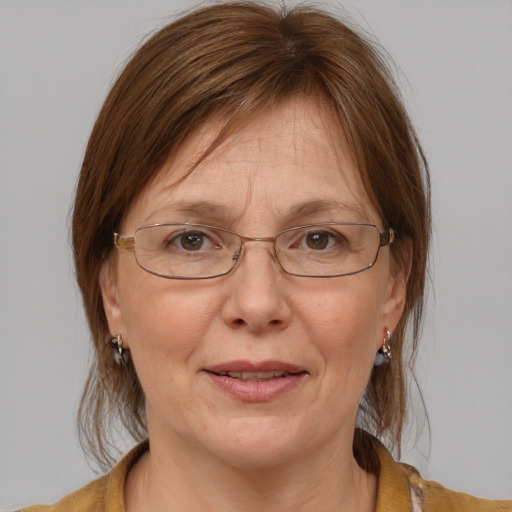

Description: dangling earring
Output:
[374,328,392,366]
[111,334,130,366]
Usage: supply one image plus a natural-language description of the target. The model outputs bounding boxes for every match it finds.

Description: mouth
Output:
[210,370,305,382]
[203,361,308,401]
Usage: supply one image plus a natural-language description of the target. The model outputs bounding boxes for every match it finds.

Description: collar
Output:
[103,435,414,512]
[372,438,415,512]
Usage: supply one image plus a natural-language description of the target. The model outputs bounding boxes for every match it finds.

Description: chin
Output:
[201,416,316,470]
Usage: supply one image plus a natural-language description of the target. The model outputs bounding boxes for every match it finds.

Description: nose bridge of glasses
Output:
[239,234,276,244]
[233,234,278,263]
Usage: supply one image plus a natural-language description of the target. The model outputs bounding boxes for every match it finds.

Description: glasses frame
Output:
[113,222,395,280]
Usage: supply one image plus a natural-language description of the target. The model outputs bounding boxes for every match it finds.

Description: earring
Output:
[111,334,130,366]
[374,328,392,366]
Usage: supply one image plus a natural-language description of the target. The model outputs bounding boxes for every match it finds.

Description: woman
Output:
[18,2,511,511]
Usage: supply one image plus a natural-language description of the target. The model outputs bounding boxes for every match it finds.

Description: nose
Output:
[221,242,292,333]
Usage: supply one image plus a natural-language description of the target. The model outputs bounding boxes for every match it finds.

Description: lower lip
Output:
[204,372,307,402]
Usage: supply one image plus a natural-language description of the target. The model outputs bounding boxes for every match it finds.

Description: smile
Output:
[215,370,299,382]
[203,361,308,402]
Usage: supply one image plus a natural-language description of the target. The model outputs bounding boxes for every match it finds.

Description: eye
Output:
[179,232,206,251]
[283,225,353,254]
[304,232,331,250]
[165,229,220,252]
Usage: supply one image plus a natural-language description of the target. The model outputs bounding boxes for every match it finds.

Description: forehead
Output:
[124,97,380,230]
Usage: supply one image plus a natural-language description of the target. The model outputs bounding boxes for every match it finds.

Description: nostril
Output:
[231,318,281,328]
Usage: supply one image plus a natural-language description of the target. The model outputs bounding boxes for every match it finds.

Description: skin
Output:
[101,97,408,512]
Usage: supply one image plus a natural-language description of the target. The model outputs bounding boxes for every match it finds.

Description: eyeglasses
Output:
[113,222,395,279]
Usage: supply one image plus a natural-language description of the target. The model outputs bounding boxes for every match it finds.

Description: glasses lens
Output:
[276,223,381,276]
[134,224,240,278]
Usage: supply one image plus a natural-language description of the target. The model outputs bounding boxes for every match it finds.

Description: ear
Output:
[379,239,412,341]
[100,260,128,347]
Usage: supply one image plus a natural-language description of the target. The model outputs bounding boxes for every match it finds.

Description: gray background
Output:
[1,0,511,509]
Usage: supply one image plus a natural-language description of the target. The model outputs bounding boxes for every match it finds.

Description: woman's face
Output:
[102,97,407,469]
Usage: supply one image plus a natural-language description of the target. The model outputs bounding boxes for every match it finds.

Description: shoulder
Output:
[15,441,149,512]
[362,430,512,512]
[398,462,512,512]
[15,475,109,512]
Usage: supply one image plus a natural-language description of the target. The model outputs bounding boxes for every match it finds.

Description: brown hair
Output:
[73,1,430,470]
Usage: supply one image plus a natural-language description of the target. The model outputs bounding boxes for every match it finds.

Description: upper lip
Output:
[204,360,307,374]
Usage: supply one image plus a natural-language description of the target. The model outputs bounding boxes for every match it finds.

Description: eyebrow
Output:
[143,200,232,225]
[143,198,371,226]
[285,199,371,223]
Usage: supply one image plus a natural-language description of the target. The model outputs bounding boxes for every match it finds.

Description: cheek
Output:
[118,270,220,363]
[118,277,224,415]
[296,280,384,367]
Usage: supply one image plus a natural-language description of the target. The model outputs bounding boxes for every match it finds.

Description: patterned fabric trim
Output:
[410,484,424,512]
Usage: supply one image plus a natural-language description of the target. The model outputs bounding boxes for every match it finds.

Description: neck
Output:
[125,428,377,512]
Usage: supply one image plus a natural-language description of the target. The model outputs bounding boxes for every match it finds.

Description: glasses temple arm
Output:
[379,228,395,247]
[113,233,135,250]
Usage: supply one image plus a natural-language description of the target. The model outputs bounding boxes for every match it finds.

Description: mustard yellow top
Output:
[18,437,512,512]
